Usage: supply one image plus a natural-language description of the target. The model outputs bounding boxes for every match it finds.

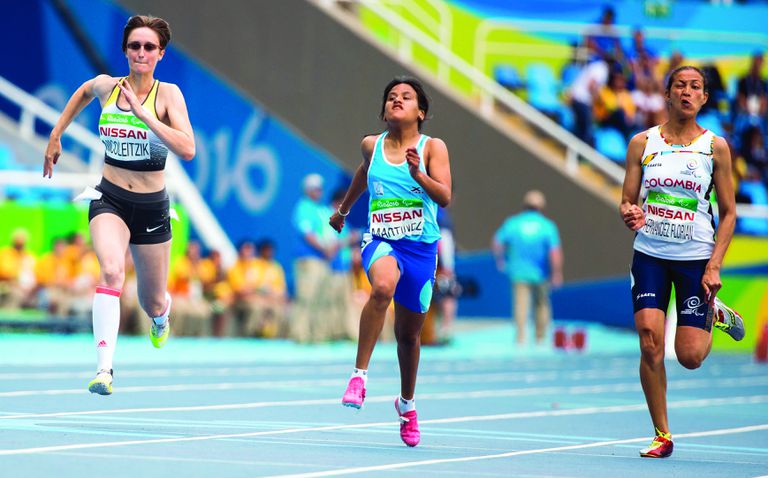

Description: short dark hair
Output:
[665,65,708,94]
[379,76,430,130]
[256,239,275,254]
[122,15,171,52]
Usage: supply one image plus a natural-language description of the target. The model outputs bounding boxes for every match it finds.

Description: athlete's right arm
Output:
[44,75,114,178]
[619,131,647,231]
[328,135,374,233]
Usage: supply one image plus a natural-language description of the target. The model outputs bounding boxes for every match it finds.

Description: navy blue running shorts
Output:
[630,250,710,329]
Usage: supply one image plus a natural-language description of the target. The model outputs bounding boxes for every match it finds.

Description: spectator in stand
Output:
[291,173,336,342]
[561,41,588,92]
[627,28,658,81]
[735,51,767,135]
[594,70,636,139]
[0,229,36,310]
[63,232,87,275]
[168,240,209,336]
[492,190,563,346]
[700,64,728,117]
[742,125,768,182]
[252,239,288,338]
[585,5,623,63]
[34,237,74,316]
[227,240,258,336]
[632,74,667,130]
[569,57,610,146]
[327,189,361,340]
[198,249,232,337]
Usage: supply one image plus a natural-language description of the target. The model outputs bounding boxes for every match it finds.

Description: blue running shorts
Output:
[630,250,710,329]
[361,235,438,313]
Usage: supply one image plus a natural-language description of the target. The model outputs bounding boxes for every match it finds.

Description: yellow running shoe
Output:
[150,319,170,349]
[87,369,113,396]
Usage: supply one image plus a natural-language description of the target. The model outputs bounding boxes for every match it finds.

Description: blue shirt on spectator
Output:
[494,210,561,283]
[292,197,327,259]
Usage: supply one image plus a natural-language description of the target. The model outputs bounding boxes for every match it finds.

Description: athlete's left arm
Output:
[408,138,452,207]
[702,136,736,298]
[119,81,196,160]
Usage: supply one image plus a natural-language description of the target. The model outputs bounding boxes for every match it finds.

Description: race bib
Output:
[369,198,424,240]
[99,113,151,162]
[641,191,696,243]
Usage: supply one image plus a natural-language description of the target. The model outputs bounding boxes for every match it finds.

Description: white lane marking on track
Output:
[2,376,767,420]
[1,372,766,399]
[260,424,768,478]
[0,365,351,381]
[0,364,649,388]
[0,396,766,455]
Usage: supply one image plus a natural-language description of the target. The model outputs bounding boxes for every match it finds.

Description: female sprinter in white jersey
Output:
[621,66,744,458]
[329,77,451,447]
[44,15,195,395]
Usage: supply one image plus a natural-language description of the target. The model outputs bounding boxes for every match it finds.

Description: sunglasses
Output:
[126,41,161,52]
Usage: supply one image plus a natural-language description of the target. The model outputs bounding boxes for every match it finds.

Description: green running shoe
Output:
[88,369,113,395]
[150,319,170,349]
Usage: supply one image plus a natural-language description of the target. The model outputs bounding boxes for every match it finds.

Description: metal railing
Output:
[318,0,768,225]
[473,17,768,76]
[0,75,238,265]
[318,0,626,186]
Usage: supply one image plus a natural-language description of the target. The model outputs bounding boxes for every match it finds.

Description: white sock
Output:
[152,292,172,326]
[93,286,121,372]
[351,368,368,385]
[398,395,415,413]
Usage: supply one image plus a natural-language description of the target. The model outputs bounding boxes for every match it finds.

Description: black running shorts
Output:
[88,177,172,245]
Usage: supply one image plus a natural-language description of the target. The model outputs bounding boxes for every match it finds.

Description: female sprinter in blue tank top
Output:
[621,66,744,458]
[44,15,195,395]
[329,77,451,447]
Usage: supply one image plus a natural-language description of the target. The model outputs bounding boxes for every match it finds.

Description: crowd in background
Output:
[0,174,459,344]
[536,6,768,224]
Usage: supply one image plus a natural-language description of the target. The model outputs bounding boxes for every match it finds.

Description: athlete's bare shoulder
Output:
[90,75,120,100]
[360,134,378,161]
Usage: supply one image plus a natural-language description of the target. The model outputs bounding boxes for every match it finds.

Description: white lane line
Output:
[0,370,601,397]
[0,363,634,382]
[1,371,766,400]
[0,365,350,381]
[0,366,645,392]
[0,395,766,456]
[2,375,767,421]
[261,424,768,478]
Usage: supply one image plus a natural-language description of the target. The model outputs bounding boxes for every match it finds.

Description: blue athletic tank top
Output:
[365,131,440,243]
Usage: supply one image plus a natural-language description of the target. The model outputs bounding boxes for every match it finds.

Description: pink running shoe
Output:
[395,398,420,447]
[341,376,366,409]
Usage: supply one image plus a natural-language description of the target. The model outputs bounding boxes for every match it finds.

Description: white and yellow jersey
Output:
[98,78,168,171]
[634,125,717,260]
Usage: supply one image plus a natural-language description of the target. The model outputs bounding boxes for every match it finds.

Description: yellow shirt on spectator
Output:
[252,258,287,297]
[594,86,636,122]
[35,253,72,287]
[169,256,201,296]
[0,248,35,282]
